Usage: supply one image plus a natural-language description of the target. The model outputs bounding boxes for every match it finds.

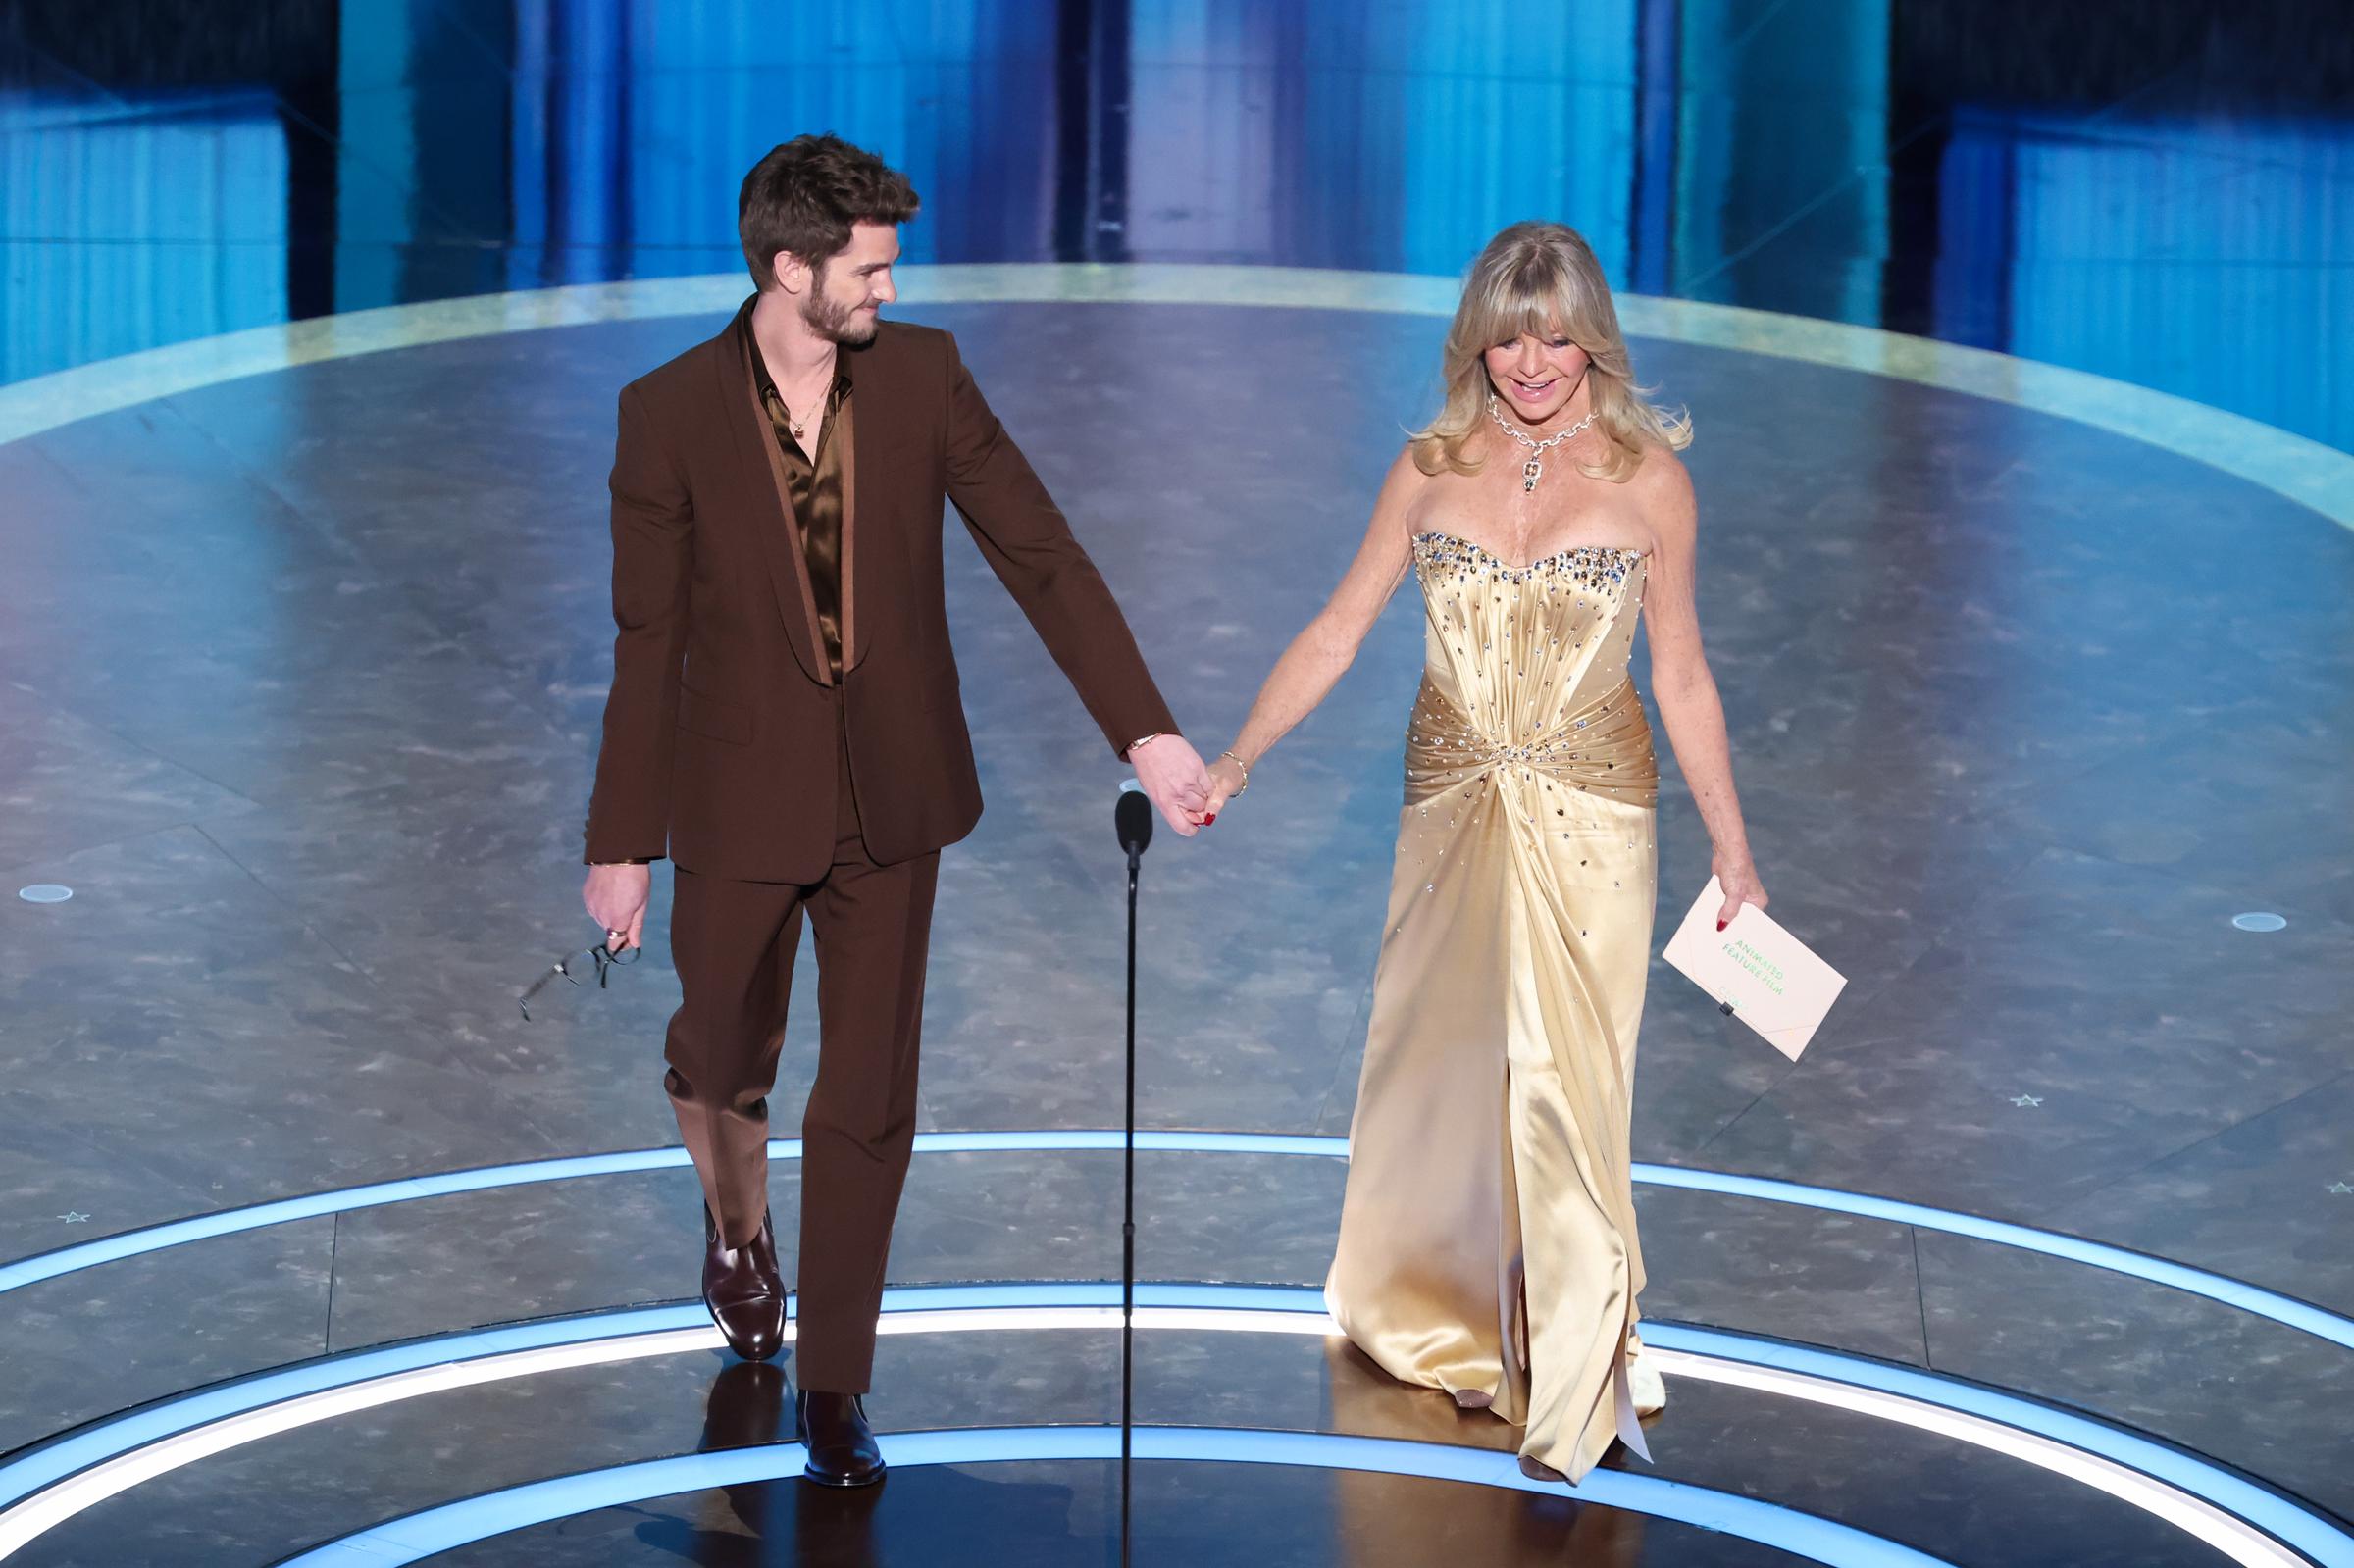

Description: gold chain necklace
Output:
[779,353,838,440]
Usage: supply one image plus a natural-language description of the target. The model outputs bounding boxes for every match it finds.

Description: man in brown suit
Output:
[580,135,1210,1487]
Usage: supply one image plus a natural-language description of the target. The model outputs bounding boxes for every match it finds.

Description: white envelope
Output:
[1662,877,1845,1061]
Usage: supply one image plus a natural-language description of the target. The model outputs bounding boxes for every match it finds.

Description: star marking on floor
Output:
[2009,1094,2043,1108]
[2328,1182,2354,1196]
[55,1212,90,1224]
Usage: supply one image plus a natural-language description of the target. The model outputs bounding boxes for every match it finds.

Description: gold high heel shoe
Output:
[1627,1329,1666,1418]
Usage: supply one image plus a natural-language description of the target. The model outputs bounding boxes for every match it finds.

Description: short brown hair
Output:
[738,134,920,290]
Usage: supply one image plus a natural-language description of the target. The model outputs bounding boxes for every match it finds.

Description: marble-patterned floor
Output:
[1,295,2349,1565]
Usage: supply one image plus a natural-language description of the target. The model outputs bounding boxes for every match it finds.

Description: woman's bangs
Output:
[1466,257,1579,349]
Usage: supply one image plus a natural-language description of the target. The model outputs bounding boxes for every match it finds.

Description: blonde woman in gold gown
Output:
[1202,222,1767,1485]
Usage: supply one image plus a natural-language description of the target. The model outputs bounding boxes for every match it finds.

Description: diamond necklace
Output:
[1487,394,1599,491]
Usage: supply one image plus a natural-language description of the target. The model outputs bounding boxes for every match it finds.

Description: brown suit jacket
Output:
[583,298,1179,883]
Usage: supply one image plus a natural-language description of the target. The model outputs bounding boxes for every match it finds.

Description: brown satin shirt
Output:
[749,332,853,679]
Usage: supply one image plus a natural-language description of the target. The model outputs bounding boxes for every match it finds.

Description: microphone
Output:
[1115,783,1153,865]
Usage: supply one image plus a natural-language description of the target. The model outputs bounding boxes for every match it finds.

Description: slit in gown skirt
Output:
[1324,531,1663,1485]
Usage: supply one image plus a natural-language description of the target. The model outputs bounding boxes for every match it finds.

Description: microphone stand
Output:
[1121,831,1141,1567]
[1113,787,1151,1568]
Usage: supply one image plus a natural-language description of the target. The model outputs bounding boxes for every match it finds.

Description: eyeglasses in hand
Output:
[518,940,640,1021]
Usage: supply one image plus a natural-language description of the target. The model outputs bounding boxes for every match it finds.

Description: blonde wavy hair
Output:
[1410,221,1690,483]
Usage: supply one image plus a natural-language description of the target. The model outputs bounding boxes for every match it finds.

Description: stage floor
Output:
[1,288,2350,1565]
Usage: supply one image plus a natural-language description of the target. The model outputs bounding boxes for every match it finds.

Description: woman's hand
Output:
[1713,851,1767,932]
[1203,753,1250,823]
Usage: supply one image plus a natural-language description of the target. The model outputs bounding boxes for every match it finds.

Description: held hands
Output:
[1129,733,1214,835]
[1713,850,1768,932]
[584,862,652,951]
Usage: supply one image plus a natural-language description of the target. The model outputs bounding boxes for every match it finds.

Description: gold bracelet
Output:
[1219,749,1252,794]
[1124,732,1165,760]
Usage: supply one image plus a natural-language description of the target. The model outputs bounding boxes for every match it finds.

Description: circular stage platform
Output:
[2,276,2349,1566]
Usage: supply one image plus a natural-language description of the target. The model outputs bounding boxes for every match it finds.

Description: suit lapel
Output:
[839,382,861,674]
[716,305,832,687]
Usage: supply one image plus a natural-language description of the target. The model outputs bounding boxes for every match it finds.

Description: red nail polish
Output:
[1715,919,1727,932]
[1204,814,1217,826]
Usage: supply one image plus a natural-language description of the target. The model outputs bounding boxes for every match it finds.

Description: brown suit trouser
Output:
[663,697,940,1394]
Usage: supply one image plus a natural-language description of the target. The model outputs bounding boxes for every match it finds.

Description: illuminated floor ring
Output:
[0,1286,2340,1567]
[272,1425,1959,1568]
[0,265,2343,534]
[4,1132,2348,1358]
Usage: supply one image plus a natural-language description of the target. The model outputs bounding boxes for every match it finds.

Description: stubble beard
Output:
[801,280,877,346]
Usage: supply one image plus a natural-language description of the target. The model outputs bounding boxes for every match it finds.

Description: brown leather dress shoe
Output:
[702,1204,785,1362]
[796,1390,886,1487]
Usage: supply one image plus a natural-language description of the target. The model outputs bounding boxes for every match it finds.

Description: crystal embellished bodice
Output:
[1404,530,1658,808]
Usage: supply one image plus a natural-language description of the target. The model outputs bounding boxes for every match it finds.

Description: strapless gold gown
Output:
[1325,529,1661,1484]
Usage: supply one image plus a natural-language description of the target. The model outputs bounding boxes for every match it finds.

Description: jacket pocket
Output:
[677,683,753,745]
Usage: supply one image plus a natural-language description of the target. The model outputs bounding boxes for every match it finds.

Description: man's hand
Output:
[584,863,653,951]
[1129,734,1212,836]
